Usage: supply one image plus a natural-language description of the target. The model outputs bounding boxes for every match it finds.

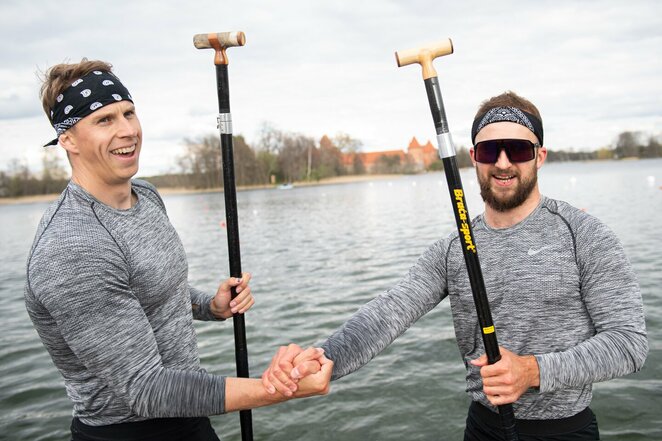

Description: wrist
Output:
[209,298,227,319]
[225,377,290,412]
[525,355,540,389]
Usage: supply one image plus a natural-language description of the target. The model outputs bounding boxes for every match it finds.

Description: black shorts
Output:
[70,416,220,441]
[464,401,600,441]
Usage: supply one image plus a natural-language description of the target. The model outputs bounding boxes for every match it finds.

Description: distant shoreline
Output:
[0,174,401,206]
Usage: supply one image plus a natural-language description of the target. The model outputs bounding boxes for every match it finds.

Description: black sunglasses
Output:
[474,139,541,164]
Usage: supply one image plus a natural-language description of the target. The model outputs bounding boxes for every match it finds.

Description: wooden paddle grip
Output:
[194,32,246,65]
[193,32,246,49]
[395,38,454,80]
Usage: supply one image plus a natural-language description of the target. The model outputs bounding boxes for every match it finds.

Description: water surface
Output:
[1,159,660,440]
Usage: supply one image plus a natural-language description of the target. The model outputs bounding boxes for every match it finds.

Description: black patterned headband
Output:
[44,70,133,146]
[471,106,543,146]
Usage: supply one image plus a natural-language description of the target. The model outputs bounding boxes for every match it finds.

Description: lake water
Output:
[1,159,660,440]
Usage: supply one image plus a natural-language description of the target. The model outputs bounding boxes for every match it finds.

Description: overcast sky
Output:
[1,0,660,176]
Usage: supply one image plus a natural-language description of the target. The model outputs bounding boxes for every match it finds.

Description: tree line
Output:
[0,151,69,198]
[147,125,356,189]
[2,129,660,198]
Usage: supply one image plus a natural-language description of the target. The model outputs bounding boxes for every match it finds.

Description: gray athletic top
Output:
[321,196,648,419]
[24,180,226,425]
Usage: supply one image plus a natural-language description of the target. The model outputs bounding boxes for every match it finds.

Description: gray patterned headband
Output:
[471,106,543,146]
[44,70,133,146]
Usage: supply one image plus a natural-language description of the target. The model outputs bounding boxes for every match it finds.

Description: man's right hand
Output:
[262,344,330,396]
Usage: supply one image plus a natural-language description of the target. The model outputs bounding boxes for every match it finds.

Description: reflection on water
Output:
[1,159,661,440]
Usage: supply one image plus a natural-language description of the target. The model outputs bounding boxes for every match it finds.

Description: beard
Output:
[478,165,538,212]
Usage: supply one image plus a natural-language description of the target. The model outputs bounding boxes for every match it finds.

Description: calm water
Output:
[1,159,661,440]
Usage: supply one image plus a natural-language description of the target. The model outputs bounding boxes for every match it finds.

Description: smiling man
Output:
[24,59,331,441]
[263,91,648,440]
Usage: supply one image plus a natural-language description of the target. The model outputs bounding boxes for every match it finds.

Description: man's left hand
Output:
[470,346,540,406]
[210,272,254,319]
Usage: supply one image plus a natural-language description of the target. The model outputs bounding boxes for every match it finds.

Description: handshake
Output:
[261,344,333,399]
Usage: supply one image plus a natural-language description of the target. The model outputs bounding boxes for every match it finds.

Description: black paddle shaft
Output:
[424,76,519,440]
[215,63,253,441]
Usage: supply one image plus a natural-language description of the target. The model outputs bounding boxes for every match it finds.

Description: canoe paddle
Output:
[194,31,253,441]
[395,38,519,441]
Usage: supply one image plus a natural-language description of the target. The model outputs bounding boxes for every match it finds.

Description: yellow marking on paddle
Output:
[453,189,477,253]
[483,326,495,334]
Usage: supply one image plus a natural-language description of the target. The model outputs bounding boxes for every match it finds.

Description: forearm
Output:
[131,367,226,417]
[321,245,447,380]
[321,248,445,380]
[224,377,287,412]
[535,328,648,393]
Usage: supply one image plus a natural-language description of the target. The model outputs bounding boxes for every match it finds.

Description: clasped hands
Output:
[210,275,332,400]
[261,344,333,399]
[260,344,540,405]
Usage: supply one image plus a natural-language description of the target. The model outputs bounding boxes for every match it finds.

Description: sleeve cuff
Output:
[534,353,556,393]
[190,286,225,322]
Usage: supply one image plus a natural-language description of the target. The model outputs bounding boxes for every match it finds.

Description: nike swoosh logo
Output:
[528,245,553,256]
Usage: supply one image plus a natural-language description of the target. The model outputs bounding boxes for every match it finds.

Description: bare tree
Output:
[317,135,344,179]
[277,133,313,183]
[333,132,363,153]
[233,135,266,185]
[180,136,222,188]
[41,149,69,194]
[256,122,285,153]
[615,131,642,159]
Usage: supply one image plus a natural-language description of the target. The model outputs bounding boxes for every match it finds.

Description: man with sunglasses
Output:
[262,91,648,440]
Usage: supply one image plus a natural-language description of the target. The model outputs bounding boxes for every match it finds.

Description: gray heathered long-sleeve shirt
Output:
[24,180,227,425]
[321,195,648,419]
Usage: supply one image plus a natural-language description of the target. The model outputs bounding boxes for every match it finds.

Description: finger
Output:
[273,344,304,391]
[229,288,251,308]
[281,344,305,368]
[470,354,488,367]
[218,278,233,293]
[481,376,508,387]
[483,384,512,397]
[261,370,276,395]
[291,360,322,379]
[480,361,509,379]
[269,370,294,396]
[262,350,285,395]
[226,276,244,288]
[234,297,254,314]
[293,347,324,366]
[240,272,252,287]
[230,289,253,312]
[234,273,252,294]
[268,347,295,396]
[486,393,517,406]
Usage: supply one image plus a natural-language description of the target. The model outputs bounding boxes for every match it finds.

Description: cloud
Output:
[1,0,660,174]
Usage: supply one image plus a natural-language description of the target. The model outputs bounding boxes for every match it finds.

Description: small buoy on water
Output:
[412,181,417,186]
[570,177,577,186]
[220,221,226,229]
[646,176,655,186]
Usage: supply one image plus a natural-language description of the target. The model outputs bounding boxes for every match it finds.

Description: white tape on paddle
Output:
[437,132,456,158]
[218,113,233,135]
